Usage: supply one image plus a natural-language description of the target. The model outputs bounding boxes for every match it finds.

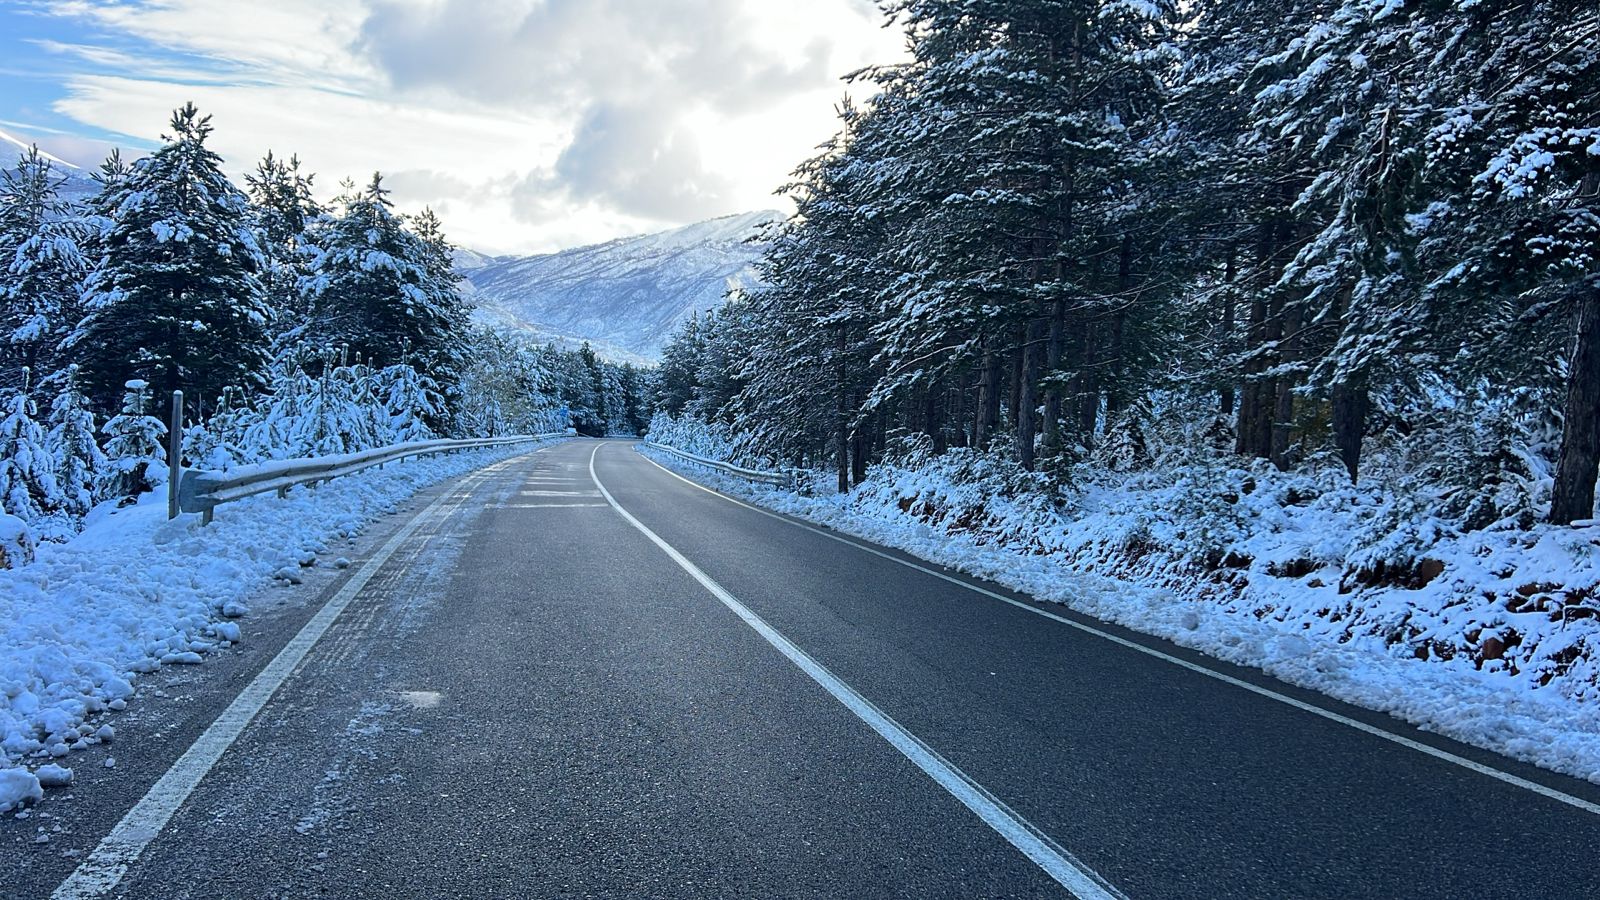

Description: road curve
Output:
[7,438,1598,899]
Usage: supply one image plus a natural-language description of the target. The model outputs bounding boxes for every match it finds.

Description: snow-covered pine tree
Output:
[1410,0,1600,523]
[301,177,467,431]
[1247,0,1444,481]
[865,0,1180,468]
[616,363,648,437]
[242,357,314,459]
[288,353,384,457]
[44,365,104,524]
[0,146,87,396]
[69,104,273,418]
[733,96,893,488]
[408,206,470,420]
[245,151,320,338]
[75,148,134,288]
[99,379,167,505]
[382,364,440,443]
[654,313,703,417]
[185,384,261,470]
[0,369,58,526]
[455,328,563,437]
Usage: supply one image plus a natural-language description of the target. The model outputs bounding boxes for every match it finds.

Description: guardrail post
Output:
[167,390,183,520]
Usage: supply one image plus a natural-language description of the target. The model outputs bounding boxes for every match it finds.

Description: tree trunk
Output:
[1104,233,1133,419]
[1219,246,1237,417]
[835,329,850,494]
[1331,381,1368,483]
[976,346,1002,448]
[1552,286,1600,524]
[1237,218,1281,460]
[1017,320,1040,470]
[1270,296,1301,470]
[1073,318,1098,446]
[1042,297,1065,455]
[850,427,868,486]
[1008,324,1025,433]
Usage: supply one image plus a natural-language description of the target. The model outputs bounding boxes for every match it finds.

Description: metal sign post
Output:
[167,390,183,520]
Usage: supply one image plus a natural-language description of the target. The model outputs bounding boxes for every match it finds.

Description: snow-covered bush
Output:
[0,512,34,570]
[382,364,440,443]
[646,411,737,461]
[98,380,166,505]
[0,379,58,528]
[44,368,104,530]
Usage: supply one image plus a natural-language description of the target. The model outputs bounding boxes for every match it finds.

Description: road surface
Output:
[7,439,1599,899]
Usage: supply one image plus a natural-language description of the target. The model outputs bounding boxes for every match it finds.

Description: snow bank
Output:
[0,440,555,803]
[642,445,1600,784]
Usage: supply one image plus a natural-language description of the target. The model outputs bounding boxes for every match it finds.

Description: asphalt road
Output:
[7,439,1600,899]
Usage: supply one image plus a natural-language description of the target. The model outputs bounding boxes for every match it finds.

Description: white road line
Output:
[633,447,1600,818]
[500,502,610,509]
[589,445,1124,900]
[51,453,536,900]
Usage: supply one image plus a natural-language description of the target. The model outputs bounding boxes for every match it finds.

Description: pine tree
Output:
[70,104,273,417]
[0,369,58,525]
[1407,0,1600,522]
[383,364,441,443]
[735,103,891,487]
[0,146,87,395]
[655,313,703,417]
[44,365,104,522]
[99,379,167,505]
[617,363,649,436]
[245,151,320,334]
[301,177,468,430]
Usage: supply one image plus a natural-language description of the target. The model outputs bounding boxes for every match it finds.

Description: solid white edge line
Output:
[589,444,1125,900]
[633,446,1600,819]
[51,449,544,900]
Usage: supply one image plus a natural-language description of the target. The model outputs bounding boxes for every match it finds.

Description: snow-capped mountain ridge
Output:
[460,210,780,361]
[0,128,80,170]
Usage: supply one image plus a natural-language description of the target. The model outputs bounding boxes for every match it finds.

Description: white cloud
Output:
[38,0,907,254]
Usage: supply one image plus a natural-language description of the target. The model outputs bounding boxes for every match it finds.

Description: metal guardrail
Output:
[643,441,796,491]
[177,433,567,523]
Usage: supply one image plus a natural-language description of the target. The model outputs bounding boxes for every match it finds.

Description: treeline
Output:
[0,104,644,551]
[658,0,1600,523]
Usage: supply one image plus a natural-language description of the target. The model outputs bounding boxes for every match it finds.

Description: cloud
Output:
[357,0,834,113]
[550,101,733,221]
[26,0,907,254]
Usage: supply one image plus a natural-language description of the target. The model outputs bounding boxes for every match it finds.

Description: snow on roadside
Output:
[640,445,1600,786]
[0,440,557,810]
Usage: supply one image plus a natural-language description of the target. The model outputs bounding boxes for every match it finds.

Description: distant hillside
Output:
[0,128,100,203]
[459,210,780,361]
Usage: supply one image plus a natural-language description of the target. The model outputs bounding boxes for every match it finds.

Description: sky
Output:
[0,0,907,255]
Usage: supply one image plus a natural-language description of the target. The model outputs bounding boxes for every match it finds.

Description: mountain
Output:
[459,210,780,362]
[1,128,101,204]
[1,126,104,206]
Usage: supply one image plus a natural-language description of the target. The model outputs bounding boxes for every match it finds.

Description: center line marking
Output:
[588,444,1123,900]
